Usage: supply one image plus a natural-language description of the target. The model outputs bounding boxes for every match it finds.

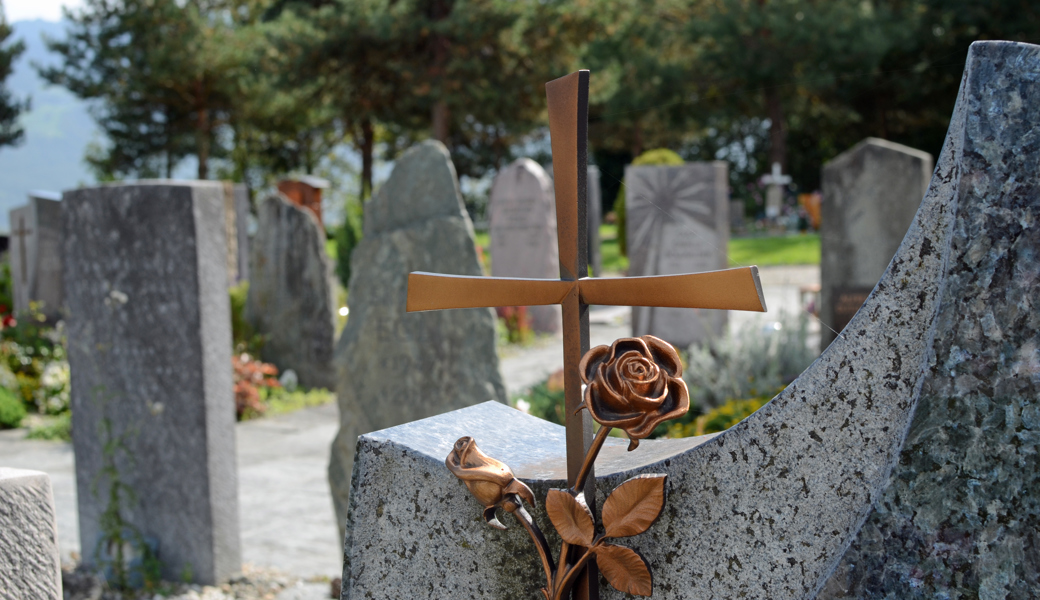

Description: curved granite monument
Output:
[341,42,1039,599]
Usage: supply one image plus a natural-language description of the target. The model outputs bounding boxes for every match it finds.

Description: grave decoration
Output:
[405,71,766,599]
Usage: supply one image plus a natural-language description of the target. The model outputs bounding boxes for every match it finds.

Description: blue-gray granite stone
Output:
[818,40,1040,600]
[341,42,1040,599]
[63,182,240,585]
[329,141,507,539]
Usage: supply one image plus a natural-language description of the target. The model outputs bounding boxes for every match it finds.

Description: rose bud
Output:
[577,335,690,450]
[446,436,536,529]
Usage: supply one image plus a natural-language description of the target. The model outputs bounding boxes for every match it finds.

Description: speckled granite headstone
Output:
[9,192,64,320]
[328,141,507,537]
[63,182,240,585]
[340,42,1039,599]
[0,468,62,599]
[246,193,335,390]
[817,40,1040,600]
[820,138,932,350]
[488,158,561,333]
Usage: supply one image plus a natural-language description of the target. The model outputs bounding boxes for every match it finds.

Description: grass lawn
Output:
[729,233,820,267]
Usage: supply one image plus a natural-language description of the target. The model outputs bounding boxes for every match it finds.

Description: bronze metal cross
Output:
[406,70,766,599]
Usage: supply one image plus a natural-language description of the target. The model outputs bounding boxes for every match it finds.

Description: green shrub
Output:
[27,413,72,441]
[667,393,772,438]
[614,149,684,258]
[0,386,26,428]
[229,282,264,355]
[335,200,363,289]
[512,370,566,425]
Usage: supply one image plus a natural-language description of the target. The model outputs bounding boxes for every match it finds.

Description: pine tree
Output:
[0,0,29,149]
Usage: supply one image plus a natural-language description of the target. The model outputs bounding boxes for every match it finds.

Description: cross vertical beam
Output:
[546,69,597,600]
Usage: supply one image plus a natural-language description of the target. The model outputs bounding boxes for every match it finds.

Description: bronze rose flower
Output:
[446,436,536,529]
[578,335,690,450]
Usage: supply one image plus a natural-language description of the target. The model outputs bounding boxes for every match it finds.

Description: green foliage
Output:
[682,312,817,416]
[334,199,363,289]
[614,149,685,258]
[0,2,29,149]
[261,387,335,416]
[26,413,72,441]
[0,385,25,428]
[512,375,566,426]
[667,393,772,438]
[729,233,820,267]
[1,304,69,415]
[229,282,264,356]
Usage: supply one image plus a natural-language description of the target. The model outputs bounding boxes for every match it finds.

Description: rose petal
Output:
[642,335,683,377]
[586,380,646,429]
[579,345,612,384]
[608,338,651,365]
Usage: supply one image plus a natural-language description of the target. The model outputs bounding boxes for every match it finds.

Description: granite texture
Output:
[626,162,729,348]
[246,194,336,390]
[818,40,1040,600]
[488,158,562,333]
[820,138,933,349]
[340,41,1040,600]
[63,182,240,585]
[329,141,507,538]
[0,468,62,600]
[9,194,64,320]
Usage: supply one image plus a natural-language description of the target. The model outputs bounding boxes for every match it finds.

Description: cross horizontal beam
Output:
[406,266,767,313]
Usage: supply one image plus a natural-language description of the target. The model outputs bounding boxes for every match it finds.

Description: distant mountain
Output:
[0,19,96,233]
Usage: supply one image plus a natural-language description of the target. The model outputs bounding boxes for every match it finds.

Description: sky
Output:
[5,0,82,22]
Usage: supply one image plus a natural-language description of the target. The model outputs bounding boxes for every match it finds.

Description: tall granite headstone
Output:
[587,165,602,277]
[625,162,729,347]
[62,182,240,585]
[488,158,561,333]
[222,182,250,285]
[328,140,506,536]
[0,468,62,599]
[246,194,335,390]
[9,191,64,320]
[820,138,932,349]
[340,42,1040,600]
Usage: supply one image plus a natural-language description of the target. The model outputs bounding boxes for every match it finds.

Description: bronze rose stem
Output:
[509,503,556,590]
[570,425,613,496]
[551,538,603,600]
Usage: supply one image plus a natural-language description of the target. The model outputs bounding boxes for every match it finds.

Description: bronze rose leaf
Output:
[577,335,690,450]
[446,436,535,529]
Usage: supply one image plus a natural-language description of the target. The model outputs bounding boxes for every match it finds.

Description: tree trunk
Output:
[765,85,786,171]
[432,101,450,144]
[631,121,644,158]
[360,118,374,200]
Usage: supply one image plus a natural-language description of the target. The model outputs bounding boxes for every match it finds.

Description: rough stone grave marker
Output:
[488,158,562,333]
[625,161,730,348]
[223,182,250,285]
[0,468,62,599]
[340,42,1039,600]
[761,161,791,219]
[820,137,932,349]
[63,181,240,585]
[328,140,507,537]
[246,194,335,390]
[587,165,602,277]
[9,191,64,319]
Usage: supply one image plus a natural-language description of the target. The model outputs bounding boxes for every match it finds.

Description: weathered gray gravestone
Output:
[223,182,250,285]
[328,140,507,537]
[820,138,932,350]
[340,42,1039,599]
[9,191,64,320]
[63,182,240,585]
[587,165,602,277]
[488,158,562,333]
[0,468,62,599]
[246,194,335,390]
[625,162,729,347]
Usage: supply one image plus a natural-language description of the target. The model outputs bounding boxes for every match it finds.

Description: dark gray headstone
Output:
[329,140,507,537]
[625,162,729,347]
[246,194,335,390]
[63,182,240,585]
[488,158,561,333]
[587,165,602,277]
[222,182,250,285]
[820,137,932,349]
[340,42,1040,600]
[9,192,63,320]
[0,468,62,599]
